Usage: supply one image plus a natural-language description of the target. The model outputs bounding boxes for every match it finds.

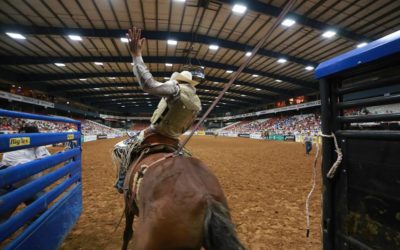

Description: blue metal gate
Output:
[0,109,82,250]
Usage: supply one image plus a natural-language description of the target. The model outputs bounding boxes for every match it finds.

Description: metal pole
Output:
[320,78,334,250]
[178,0,298,152]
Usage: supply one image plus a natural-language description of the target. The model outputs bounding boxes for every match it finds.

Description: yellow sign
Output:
[9,137,31,147]
[67,134,74,140]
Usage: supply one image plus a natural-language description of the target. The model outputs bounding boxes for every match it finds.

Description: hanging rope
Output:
[320,132,343,179]
[305,136,320,237]
[305,132,343,237]
[177,0,298,153]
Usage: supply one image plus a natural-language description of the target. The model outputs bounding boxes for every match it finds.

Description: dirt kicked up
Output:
[61,136,322,250]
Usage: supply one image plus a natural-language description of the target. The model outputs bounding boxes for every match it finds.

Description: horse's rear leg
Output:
[122,208,135,250]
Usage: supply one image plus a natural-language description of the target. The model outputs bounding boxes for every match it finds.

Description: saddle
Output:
[123,128,183,214]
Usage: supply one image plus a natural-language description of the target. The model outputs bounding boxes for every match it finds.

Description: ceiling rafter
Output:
[0,24,317,66]
[6,56,317,90]
[215,0,371,41]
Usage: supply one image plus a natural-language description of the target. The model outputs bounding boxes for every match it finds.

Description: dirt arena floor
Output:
[61,136,322,250]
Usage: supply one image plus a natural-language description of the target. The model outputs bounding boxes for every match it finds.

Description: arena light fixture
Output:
[104,94,110,96]
[121,105,125,107]
[205,89,210,91]
[226,70,233,73]
[148,104,153,106]
[144,93,149,95]
[235,84,241,87]
[54,63,66,67]
[252,74,258,77]
[146,97,150,99]
[117,102,122,104]
[256,88,261,91]
[94,87,100,90]
[66,101,70,104]
[173,0,185,2]
[68,35,82,41]
[209,44,219,50]
[241,94,246,96]
[245,52,252,57]
[94,62,103,65]
[214,81,219,84]
[117,87,124,89]
[232,4,247,14]
[357,42,368,48]
[108,77,116,80]
[165,63,173,67]
[276,79,282,82]
[305,66,315,71]
[164,77,170,80]
[281,18,296,27]
[167,39,178,45]
[123,93,129,95]
[6,32,26,40]
[120,37,129,43]
[277,58,287,63]
[322,30,336,38]
[79,78,87,81]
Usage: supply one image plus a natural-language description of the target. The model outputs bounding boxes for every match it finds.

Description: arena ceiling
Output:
[0,0,399,115]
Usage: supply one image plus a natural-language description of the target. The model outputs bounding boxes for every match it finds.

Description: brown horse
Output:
[120,147,244,250]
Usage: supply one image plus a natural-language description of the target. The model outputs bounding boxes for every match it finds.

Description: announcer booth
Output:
[0,110,82,249]
[316,31,400,250]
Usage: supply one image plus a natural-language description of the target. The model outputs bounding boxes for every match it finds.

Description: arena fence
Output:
[0,109,82,249]
[316,31,400,249]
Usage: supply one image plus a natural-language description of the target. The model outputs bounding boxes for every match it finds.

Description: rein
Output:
[177,0,298,153]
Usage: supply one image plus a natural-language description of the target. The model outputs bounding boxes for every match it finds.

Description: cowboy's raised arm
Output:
[128,27,179,97]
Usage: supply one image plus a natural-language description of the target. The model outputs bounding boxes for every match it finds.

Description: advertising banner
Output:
[97,134,108,140]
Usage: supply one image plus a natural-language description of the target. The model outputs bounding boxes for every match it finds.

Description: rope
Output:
[319,132,343,179]
[305,132,343,237]
[305,137,319,237]
[177,0,298,153]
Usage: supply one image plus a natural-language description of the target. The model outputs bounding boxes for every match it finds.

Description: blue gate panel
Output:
[0,160,80,215]
[0,148,80,188]
[0,132,81,153]
[0,173,81,243]
[4,183,83,250]
[0,109,83,248]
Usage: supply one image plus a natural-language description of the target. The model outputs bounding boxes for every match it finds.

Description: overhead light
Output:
[6,32,26,40]
[68,35,82,41]
[79,78,87,81]
[281,18,296,27]
[226,70,233,73]
[164,77,170,80]
[167,39,178,45]
[232,4,247,14]
[276,79,282,82]
[305,66,315,71]
[148,104,153,106]
[241,94,246,96]
[144,93,149,95]
[256,88,261,91]
[123,93,129,95]
[357,42,368,48]
[66,101,70,104]
[104,94,110,96]
[165,63,173,67]
[109,77,116,80]
[173,0,185,2]
[322,30,336,38]
[117,87,124,89]
[252,74,259,77]
[117,102,122,104]
[130,62,134,66]
[245,52,252,57]
[120,37,129,43]
[12,85,15,87]
[94,87,100,90]
[205,89,209,92]
[235,84,241,87]
[231,98,235,101]
[146,97,150,99]
[112,99,116,101]
[94,62,103,65]
[121,105,125,107]
[277,58,287,63]
[214,82,219,84]
[209,44,219,50]
[201,66,205,69]
[54,63,66,67]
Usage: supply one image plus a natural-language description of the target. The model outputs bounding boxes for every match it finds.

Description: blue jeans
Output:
[305,141,312,155]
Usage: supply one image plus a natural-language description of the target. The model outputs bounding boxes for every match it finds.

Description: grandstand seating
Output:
[0,116,121,136]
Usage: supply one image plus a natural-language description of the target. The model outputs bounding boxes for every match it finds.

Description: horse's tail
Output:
[203,200,245,250]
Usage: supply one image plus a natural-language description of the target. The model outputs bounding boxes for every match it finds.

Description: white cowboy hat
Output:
[170,71,199,86]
